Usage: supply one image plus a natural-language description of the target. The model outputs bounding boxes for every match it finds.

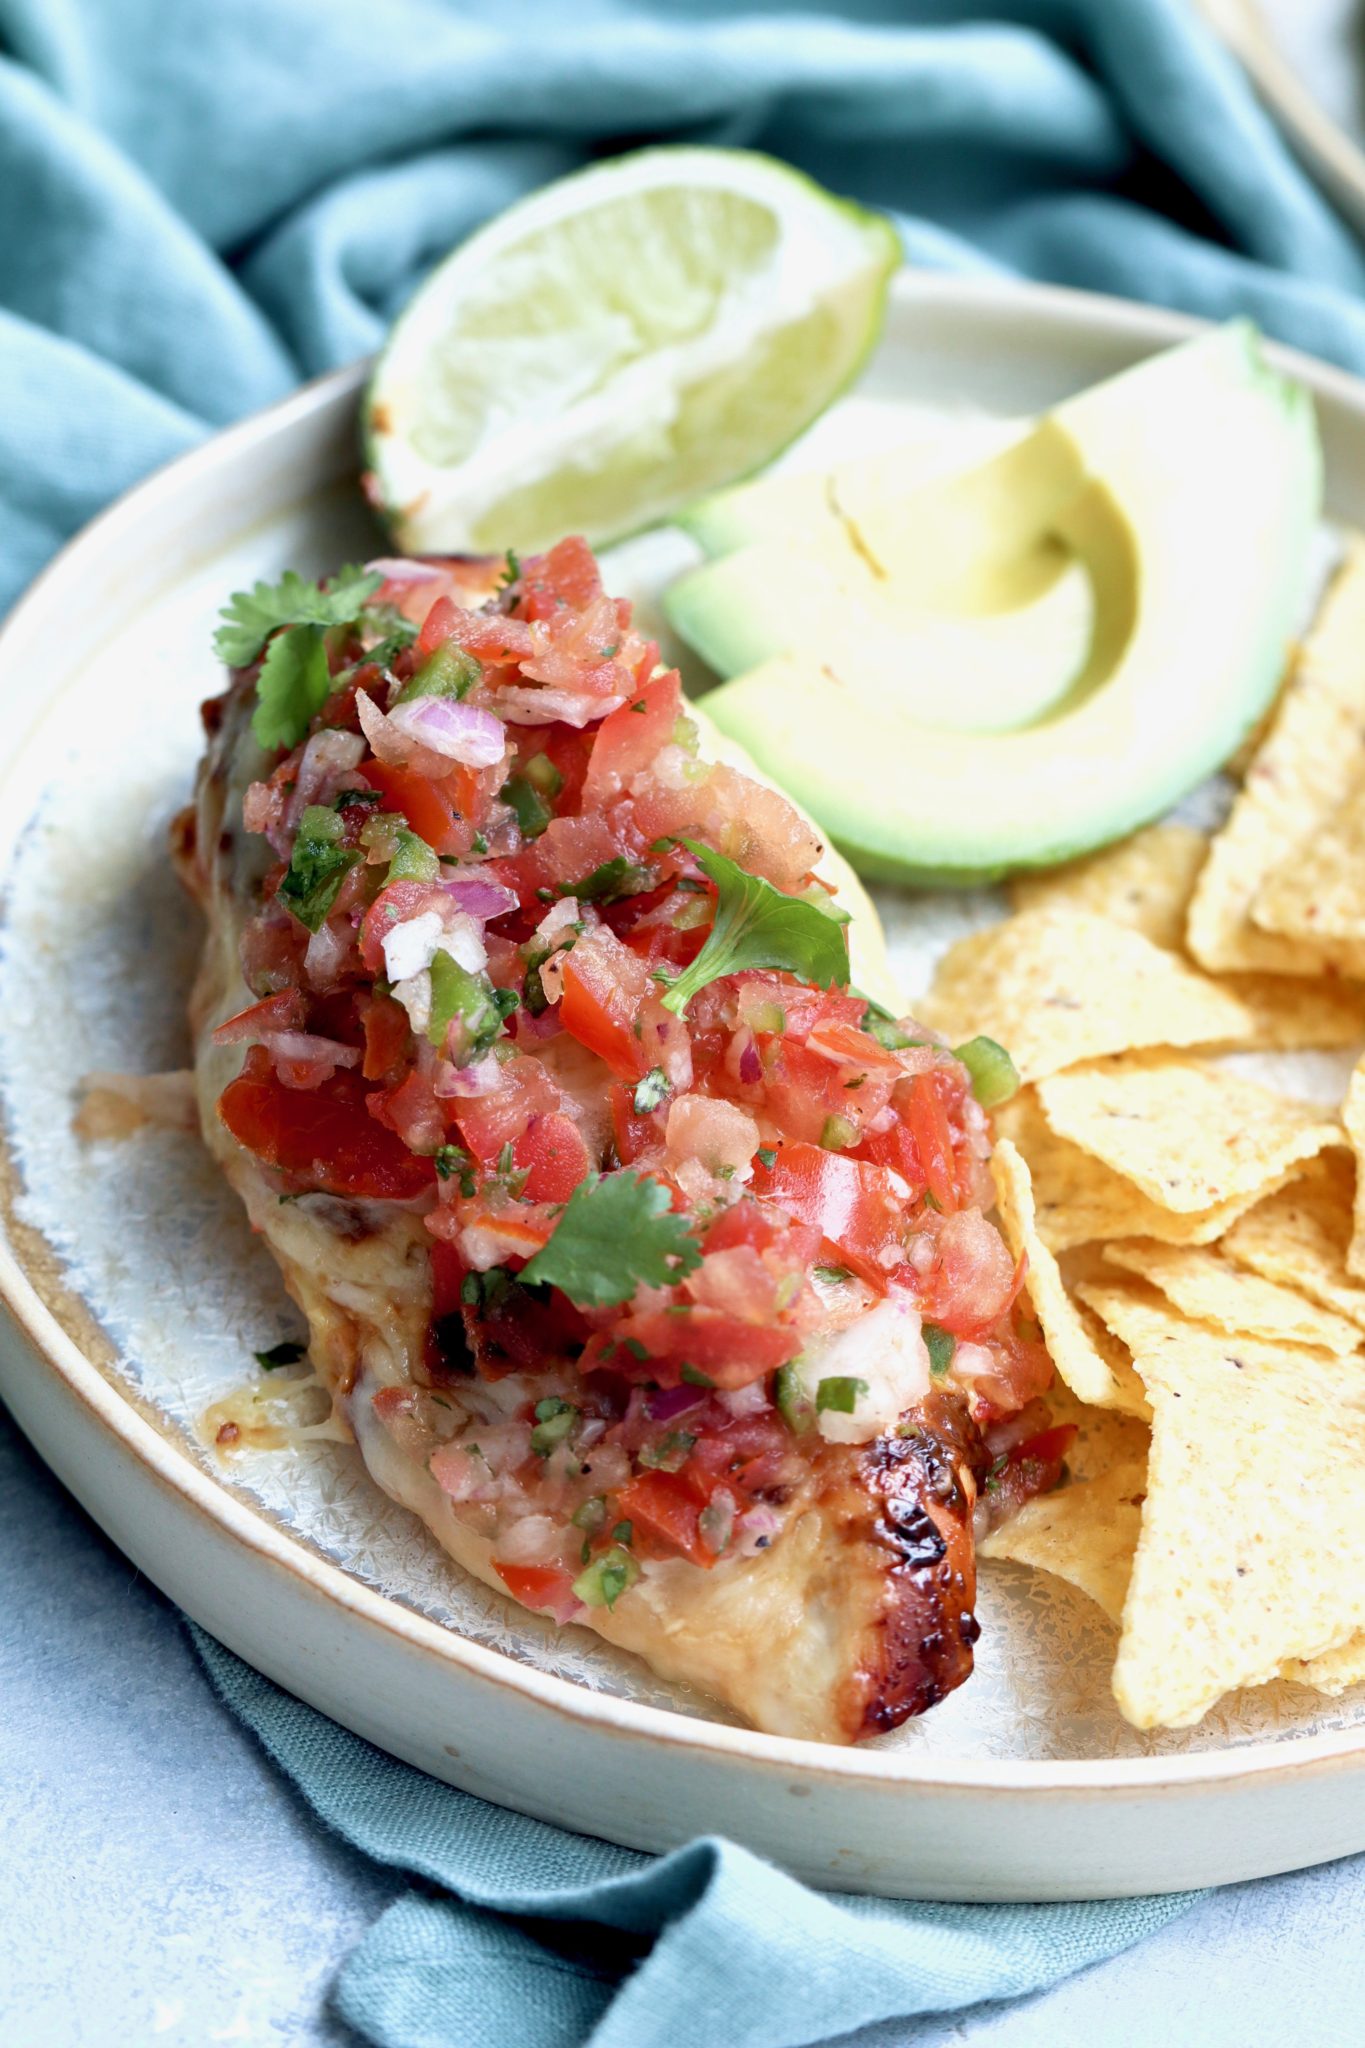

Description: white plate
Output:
[3,272,1365,1902]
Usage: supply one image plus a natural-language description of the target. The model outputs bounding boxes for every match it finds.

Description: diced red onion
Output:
[304,918,352,988]
[512,1006,562,1043]
[738,1039,762,1086]
[356,689,448,778]
[288,729,367,826]
[718,1380,769,1419]
[365,557,443,585]
[433,1054,502,1098]
[441,874,519,923]
[387,696,506,768]
[647,1384,708,1423]
[495,686,626,728]
[734,1505,782,1557]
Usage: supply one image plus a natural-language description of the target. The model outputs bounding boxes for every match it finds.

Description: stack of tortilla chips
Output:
[916,540,1365,1730]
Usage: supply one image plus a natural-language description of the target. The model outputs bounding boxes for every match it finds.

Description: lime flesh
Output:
[365,148,900,557]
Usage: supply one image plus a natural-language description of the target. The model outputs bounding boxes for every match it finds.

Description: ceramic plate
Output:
[4,272,1365,1901]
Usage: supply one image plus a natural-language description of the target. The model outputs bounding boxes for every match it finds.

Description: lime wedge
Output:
[364,147,899,556]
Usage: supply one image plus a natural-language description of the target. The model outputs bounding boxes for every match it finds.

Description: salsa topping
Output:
[210,538,1053,1619]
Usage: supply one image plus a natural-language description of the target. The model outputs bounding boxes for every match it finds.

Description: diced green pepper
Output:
[277,805,359,932]
[815,1375,868,1415]
[395,641,481,702]
[572,1543,639,1609]
[953,1034,1020,1108]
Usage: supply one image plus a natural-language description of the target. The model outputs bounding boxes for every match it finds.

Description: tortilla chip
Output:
[1187,538,1365,976]
[992,1091,1297,1252]
[1103,1239,1361,1355]
[1075,1278,1365,1729]
[1009,825,1365,1047]
[991,1140,1150,1415]
[1008,824,1208,952]
[916,912,1253,1083]
[1037,1054,1342,1212]
[979,1392,1149,1625]
[1219,973,1365,1051]
[1284,1633,1365,1697]
[1222,1155,1365,1332]
[1252,775,1365,972]
[1342,1058,1365,1280]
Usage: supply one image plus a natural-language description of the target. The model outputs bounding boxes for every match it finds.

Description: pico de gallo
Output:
[209,540,1062,1626]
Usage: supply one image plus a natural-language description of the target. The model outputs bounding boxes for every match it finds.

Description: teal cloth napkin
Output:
[192,1627,1198,2048]
[5,0,1365,619]
[1,0,1352,2037]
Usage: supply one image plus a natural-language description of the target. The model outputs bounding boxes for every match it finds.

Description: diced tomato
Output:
[760,1037,858,1147]
[604,1303,800,1390]
[751,1143,905,1292]
[922,1209,1021,1338]
[615,1469,715,1567]
[519,536,602,616]
[429,1238,467,1319]
[582,670,682,809]
[905,1071,961,1214]
[558,926,653,1079]
[609,1081,660,1165]
[364,760,466,858]
[417,594,460,658]
[218,1051,434,1199]
[492,1560,579,1619]
[496,812,623,909]
[447,1054,560,1163]
[211,990,305,1045]
[512,1111,592,1204]
[1015,1424,1077,1468]
[368,1065,445,1155]
[361,991,412,1081]
[630,762,821,889]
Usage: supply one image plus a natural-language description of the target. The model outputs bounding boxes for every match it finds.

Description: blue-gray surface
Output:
[3,1393,1363,2048]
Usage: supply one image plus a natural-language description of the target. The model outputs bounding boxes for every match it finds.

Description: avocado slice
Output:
[689,323,1321,882]
[667,419,1109,735]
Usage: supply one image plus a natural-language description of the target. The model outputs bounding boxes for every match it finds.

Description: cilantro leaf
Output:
[251,625,334,752]
[519,1170,702,1308]
[658,838,851,1015]
[277,804,360,930]
[214,564,383,668]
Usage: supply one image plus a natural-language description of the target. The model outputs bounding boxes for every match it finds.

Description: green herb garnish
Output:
[632,1067,670,1115]
[658,840,851,1016]
[251,626,334,753]
[214,565,382,669]
[923,1323,956,1378]
[564,855,656,904]
[277,805,359,931]
[572,1544,638,1610]
[518,1171,702,1308]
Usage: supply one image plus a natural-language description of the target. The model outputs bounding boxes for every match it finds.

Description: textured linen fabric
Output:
[4,0,1365,616]
[2,0,1357,2038]
[192,1628,1199,2048]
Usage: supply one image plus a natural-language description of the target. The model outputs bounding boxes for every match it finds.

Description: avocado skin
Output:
[695,324,1322,885]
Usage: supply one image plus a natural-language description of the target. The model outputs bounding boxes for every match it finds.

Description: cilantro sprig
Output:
[214,564,388,754]
[658,839,851,1016]
[213,565,383,668]
[520,1170,702,1308]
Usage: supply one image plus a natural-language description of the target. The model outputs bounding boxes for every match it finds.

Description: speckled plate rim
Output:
[2,270,1365,1846]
